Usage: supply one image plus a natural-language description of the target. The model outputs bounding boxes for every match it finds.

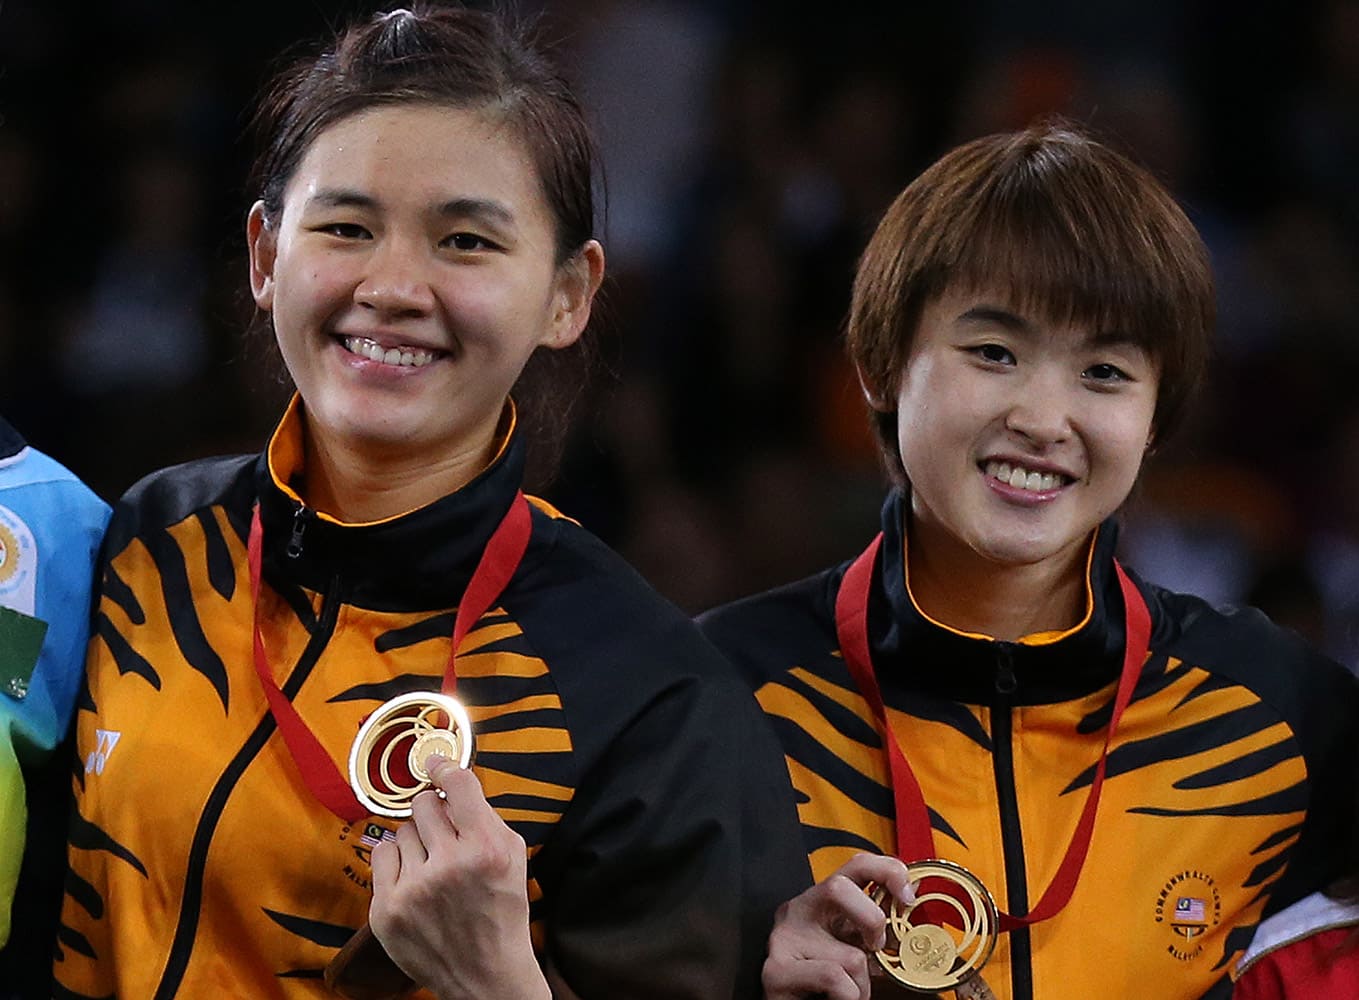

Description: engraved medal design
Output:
[871,859,999,992]
[347,691,475,818]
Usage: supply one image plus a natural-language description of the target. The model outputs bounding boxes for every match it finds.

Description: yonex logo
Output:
[85,729,122,775]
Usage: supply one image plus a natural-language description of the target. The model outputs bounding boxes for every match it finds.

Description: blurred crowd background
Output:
[4,0,1359,668]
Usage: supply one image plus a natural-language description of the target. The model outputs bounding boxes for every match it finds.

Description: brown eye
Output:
[975,343,1015,365]
[1084,363,1128,382]
[320,222,370,239]
[444,232,493,251]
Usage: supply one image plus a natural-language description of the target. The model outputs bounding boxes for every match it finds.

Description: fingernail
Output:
[425,752,449,774]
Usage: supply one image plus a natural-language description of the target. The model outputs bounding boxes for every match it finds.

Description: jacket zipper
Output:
[154,572,343,997]
[287,503,314,559]
[992,641,1034,1000]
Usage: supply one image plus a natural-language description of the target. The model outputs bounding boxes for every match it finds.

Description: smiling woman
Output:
[698,122,1359,1000]
[246,102,596,523]
[52,6,804,1000]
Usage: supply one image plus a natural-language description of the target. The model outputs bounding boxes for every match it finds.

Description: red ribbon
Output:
[247,491,533,822]
[833,532,1150,931]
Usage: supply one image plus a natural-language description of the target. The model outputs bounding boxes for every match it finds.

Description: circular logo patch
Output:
[1154,870,1221,961]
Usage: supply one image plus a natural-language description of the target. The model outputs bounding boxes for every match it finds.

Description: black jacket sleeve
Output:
[537,668,807,999]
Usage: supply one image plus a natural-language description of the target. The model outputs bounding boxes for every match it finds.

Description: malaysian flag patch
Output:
[1174,897,1207,923]
[359,822,397,849]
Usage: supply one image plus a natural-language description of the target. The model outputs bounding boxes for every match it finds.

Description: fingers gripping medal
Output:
[252,493,531,1000]
[326,693,478,999]
[870,860,999,996]
[348,691,476,817]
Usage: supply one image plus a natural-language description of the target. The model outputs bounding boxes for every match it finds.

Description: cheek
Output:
[272,252,344,323]
[448,280,552,355]
[896,382,986,456]
[1094,418,1154,490]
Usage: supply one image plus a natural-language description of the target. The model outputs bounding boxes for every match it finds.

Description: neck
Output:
[300,419,503,524]
[906,523,1092,643]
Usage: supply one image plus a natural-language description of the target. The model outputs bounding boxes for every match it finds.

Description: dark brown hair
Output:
[848,119,1214,484]
[248,3,599,479]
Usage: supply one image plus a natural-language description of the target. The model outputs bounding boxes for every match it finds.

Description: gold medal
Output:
[347,691,475,818]
[870,859,999,993]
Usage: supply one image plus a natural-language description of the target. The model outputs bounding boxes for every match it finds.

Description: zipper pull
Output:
[287,504,312,559]
[994,642,1018,697]
[955,972,999,999]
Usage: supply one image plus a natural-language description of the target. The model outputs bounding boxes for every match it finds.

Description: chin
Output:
[970,530,1078,570]
[318,409,420,450]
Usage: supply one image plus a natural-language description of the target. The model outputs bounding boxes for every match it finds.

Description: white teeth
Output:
[984,460,1066,493]
[342,336,436,368]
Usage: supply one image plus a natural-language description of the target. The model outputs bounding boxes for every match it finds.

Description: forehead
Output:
[284,103,548,219]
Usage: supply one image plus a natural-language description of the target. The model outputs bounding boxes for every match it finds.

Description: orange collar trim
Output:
[901,529,1099,646]
[264,394,518,528]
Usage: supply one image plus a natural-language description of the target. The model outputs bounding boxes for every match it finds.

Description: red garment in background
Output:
[1233,893,1359,999]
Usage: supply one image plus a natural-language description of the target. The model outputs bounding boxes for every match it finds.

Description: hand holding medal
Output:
[249,493,536,998]
[763,852,999,1000]
[365,752,546,1000]
[325,696,478,999]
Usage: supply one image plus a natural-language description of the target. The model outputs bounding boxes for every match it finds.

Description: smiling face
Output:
[890,286,1159,576]
[247,102,601,481]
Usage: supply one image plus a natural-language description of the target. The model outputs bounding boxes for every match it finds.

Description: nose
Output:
[353,236,437,317]
[1002,373,1074,446]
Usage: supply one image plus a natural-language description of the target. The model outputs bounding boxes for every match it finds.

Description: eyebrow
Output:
[305,190,518,229]
[306,189,377,210]
[436,197,516,229]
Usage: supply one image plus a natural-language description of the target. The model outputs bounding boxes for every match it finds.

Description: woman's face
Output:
[247,103,600,469]
[891,286,1159,574]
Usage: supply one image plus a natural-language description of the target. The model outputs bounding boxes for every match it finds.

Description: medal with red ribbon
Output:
[834,532,1151,993]
[247,490,532,823]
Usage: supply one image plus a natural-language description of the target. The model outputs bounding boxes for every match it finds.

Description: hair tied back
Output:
[375,7,420,56]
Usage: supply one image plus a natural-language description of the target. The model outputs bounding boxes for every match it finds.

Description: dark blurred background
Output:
[3,0,1359,667]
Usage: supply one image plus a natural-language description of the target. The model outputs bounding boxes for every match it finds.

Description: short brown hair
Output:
[848,119,1214,484]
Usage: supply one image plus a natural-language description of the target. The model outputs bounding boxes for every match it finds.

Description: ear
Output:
[542,240,605,350]
[856,362,895,413]
[246,201,278,311]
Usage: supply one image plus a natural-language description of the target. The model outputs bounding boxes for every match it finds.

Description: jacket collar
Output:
[868,490,1128,705]
[254,396,525,610]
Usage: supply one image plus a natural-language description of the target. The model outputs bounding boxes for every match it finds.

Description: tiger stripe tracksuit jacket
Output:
[56,400,806,999]
[700,489,1359,1000]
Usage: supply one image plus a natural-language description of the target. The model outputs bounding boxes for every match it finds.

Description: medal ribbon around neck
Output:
[834,532,1151,932]
[247,490,533,823]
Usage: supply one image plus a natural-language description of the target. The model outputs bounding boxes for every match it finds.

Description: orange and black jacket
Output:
[699,490,1359,1000]
[55,402,805,1000]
